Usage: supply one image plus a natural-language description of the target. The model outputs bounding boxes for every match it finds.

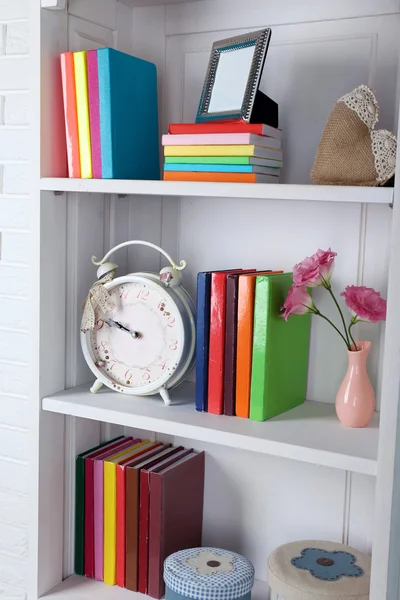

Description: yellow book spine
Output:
[104,461,117,585]
[164,145,256,157]
[73,51,92,178]
[103,441,148,585]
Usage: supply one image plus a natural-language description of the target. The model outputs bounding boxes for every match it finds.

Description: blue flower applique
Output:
[291,548,364,582]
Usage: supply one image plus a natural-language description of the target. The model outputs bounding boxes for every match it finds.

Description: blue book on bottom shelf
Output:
[196,272,212,412]
[97,48,160,180]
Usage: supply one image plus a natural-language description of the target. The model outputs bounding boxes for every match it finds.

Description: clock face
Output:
[88,279,184,392]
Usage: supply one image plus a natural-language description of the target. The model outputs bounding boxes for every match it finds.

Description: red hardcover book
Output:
[168,121,281,140]
[138,448,190,595]
[148,451,205,599]
[208,270,248,415]
[115,442,162,588]
[83,436,135,578]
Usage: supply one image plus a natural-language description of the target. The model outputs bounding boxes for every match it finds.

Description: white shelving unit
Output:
[31,2,400,600]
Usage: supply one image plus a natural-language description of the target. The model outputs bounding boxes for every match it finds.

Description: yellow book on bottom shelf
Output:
[73,51,92,178]
[103,440,149,585]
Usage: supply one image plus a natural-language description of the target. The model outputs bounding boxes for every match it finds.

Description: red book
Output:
[148,451,205,599]
[60,52,81,177]
[138,448,190,595]
[83,436,135,579]
[115,442,162,588]
[208,270,251,415]
[168,121,281,140]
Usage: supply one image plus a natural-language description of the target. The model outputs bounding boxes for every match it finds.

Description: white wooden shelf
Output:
[42,381,379,475]
[40,178,394,204]
[42,575,268,600]
[120,0,202,7]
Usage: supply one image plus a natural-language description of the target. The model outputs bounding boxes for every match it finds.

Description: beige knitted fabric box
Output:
[268,540,371,600]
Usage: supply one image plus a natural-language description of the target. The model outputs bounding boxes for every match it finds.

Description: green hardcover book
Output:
[74,436,124,575]
[164,155,282,167]
[249,273,311,421]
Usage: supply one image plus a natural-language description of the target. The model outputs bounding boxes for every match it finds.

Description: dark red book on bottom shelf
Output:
[125,445,176,592]
[148,451,205,599]
[138,447,190,595]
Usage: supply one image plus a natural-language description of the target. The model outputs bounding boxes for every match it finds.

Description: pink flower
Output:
[281,285,315,321]
[341,285,387,323]
[293,248,337,288]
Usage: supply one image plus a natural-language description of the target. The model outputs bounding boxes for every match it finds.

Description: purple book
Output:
[87,50,102,179]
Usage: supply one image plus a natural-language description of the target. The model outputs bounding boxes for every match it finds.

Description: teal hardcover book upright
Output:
[249,273,311,421]
[97,48,160,180]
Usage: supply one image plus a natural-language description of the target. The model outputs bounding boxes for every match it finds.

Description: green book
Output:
[164,155,282,167]
[74,436,124,575]
[250,273,311,422]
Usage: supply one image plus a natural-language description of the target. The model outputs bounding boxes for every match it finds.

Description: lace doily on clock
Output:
[339,85,379,130]
[371,129,397,183]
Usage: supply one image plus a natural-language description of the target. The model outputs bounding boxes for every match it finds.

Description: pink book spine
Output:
[87,50,102,179]
[161,133,252,146]
[94,458,105,580]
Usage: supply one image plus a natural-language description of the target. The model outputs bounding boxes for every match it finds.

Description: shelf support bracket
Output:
[41,0,66,9]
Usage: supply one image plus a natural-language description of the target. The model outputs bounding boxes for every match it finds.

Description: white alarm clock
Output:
[80,240,196,405]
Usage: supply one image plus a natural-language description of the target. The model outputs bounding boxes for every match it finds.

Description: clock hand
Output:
[101,319,140,339]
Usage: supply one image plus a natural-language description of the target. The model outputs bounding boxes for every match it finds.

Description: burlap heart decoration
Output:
[311,85,396,186]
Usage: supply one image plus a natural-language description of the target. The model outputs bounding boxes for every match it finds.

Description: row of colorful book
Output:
[60,48,159,180]
[162,121,283,183]
[75,436,204,599]
[196,270,310,419]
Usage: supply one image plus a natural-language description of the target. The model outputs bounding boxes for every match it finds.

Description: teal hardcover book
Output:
[249,273,311,421]
[97,48,160,180]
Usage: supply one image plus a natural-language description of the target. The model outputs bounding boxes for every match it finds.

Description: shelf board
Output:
[119,0,201,6]
[42,382,379,475]
[42,575,268,600]
[40,178,393,204]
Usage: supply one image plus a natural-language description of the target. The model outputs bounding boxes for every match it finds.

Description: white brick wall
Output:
[0,1,30,597]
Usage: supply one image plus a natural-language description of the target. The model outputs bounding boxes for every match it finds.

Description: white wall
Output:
[0,0,30,598]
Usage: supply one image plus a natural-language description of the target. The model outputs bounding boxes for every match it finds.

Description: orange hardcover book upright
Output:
[235,271,282,418]
[115,442,162,588]
[60,52,80,178]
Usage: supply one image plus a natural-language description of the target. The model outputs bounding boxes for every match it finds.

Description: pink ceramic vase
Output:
[335,340,375,428]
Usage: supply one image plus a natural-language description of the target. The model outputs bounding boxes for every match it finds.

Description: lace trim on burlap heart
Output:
[339,85,379,130]
[371,129,397,184]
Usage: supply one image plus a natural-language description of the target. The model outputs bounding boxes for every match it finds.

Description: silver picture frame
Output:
[196,28,272,123]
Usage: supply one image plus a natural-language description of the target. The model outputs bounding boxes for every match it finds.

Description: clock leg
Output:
[90,379,103,394]
[159,386,171,406]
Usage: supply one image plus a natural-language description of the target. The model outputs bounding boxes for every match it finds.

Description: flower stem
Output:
[348,321,359,351]
[313,308,351,349]
[325,283,352,348]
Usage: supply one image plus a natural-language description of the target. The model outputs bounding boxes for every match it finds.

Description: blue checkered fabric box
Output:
[164,548,255,600]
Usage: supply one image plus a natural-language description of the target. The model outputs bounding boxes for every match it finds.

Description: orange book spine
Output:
[236,276,256,418]
[236,272,283,418]
[164,171,257,183]
[116,465,126,588]
[60,52,81,178]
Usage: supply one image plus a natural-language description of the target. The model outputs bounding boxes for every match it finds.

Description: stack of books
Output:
[162,122,282,183]
[75,437,204,599]
[60,48,159,180]
[196,270,311,419]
